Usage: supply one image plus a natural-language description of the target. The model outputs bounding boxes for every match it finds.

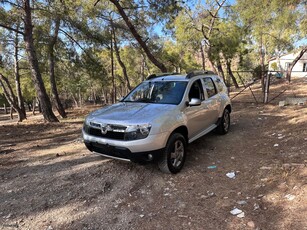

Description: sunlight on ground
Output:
[17,203,82,229]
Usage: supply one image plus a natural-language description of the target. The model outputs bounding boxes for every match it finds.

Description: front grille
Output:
[108,124,126,132]
[88,127,125,140]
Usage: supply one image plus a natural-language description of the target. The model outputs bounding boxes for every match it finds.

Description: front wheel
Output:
[216,108,230,135]
[158,133,187,174]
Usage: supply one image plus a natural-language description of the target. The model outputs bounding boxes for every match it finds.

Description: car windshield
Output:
[123,81,187,105]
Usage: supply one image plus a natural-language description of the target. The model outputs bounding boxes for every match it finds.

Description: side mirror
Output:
[188,98,201,106]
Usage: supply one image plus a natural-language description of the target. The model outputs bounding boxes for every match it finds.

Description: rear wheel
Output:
[158,133,187,174]
[216,108,230,135]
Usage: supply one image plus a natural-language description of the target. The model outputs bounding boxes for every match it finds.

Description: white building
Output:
[268,51,307,77]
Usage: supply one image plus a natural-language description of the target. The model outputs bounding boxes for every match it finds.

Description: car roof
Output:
[146,74,219,82]
[148,74,187,81]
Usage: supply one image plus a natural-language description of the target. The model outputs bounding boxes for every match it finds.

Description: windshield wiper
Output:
[135,98,154,103]
[123,98,155,103]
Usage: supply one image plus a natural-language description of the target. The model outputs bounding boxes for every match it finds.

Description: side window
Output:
[214,77,225,92]
[188,79,204,101]
[203,77,217,98]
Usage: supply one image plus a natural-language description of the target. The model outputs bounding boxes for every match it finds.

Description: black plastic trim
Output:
[146,72,179,80]
[84,141,164,163]
[186,70,215,79]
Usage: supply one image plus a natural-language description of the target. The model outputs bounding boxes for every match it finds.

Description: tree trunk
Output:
[200,43,206,71]
[4,104,8,114]
[275,48,282,72]
[14,27,26,118]
[78,88,82,108]
[206,46,218,74]
[32,98,36,115]
[102,88,108,105]
[264,73,271,103]
[10,107,13,120]
[0,73,26,122]
[48,18,67,118]
[23,0,58,122]
[226,60,239,88]
[72,95,79,108]
[200,1,225,75]
[110,30,115,104]
[216,60,226,83]
[286,47,307,82]
[259,35,265,92]
[38,99,42,113]
[111,24,132,91]
[27,102,31,111]
[141,53,148,81]
[109,0,167,72]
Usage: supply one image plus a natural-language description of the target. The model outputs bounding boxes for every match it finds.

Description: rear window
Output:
[214,77,226,93]
[202,77,217,98]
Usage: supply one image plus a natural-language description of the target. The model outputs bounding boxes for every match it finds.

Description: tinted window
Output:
[203,78,217,98]
[188,79,204,101]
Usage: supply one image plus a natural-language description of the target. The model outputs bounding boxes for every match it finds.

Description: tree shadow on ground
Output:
[1,80,307,229]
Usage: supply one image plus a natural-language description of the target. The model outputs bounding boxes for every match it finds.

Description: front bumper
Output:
[84,141,164,162]
[82,129,169,162]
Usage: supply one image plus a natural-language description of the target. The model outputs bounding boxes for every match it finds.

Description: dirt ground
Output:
[0,78,306,230]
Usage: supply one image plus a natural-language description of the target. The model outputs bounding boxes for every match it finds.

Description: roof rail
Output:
[146,72,179,80]
[186,70,215,79]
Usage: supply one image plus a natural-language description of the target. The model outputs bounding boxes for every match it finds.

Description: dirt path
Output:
[0,78,306,230]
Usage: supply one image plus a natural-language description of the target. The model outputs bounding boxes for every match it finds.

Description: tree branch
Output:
[184,9,202,33]
[59,28,86,52]
[1,0,23,9]
[111,20,131,90]
[109,0,167,72]
[58,28,99,64]
[0,73,17,105]
[207,9,224,20]
[215,0,222,7]
[0,23,24,36]
[94,0,100,6]
[207,0,226,37]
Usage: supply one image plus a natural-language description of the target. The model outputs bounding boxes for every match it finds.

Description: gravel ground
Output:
[0,78,306,230]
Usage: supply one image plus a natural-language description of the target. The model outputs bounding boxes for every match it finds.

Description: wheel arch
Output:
[170,125,188,143]
[225,104,232,113]
[159,127,188,174]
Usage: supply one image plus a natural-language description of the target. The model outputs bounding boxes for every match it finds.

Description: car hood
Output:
[87,102,177,125]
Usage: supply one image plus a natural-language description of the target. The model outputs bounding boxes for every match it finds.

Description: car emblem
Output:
[101,124,110,134]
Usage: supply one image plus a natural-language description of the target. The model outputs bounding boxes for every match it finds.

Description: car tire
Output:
[158,133,187,174]
[216,108,230,135]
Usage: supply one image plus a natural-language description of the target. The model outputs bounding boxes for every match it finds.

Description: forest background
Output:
[0,0,306,122]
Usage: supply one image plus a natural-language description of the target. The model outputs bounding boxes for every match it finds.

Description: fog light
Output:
[147,154,153,161]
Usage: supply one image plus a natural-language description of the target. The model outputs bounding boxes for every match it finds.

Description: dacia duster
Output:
[83,71,231,173]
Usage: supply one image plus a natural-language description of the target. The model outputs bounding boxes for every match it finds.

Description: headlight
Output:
[124,124,151,140]
[83,119,90,133]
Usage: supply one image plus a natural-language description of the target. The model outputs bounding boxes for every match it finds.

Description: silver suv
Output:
[83,71,231,173]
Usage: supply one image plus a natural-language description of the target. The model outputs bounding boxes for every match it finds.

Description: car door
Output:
[185,79,212,139]
[201,77,221,125]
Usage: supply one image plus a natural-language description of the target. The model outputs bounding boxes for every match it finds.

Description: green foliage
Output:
[0,93,8,106]
[21,76,36,102]
[253,65,268,79]
[235,0,302,57]
[270,62,278,71]
[0,0,306,108]
[160,40,201,73]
